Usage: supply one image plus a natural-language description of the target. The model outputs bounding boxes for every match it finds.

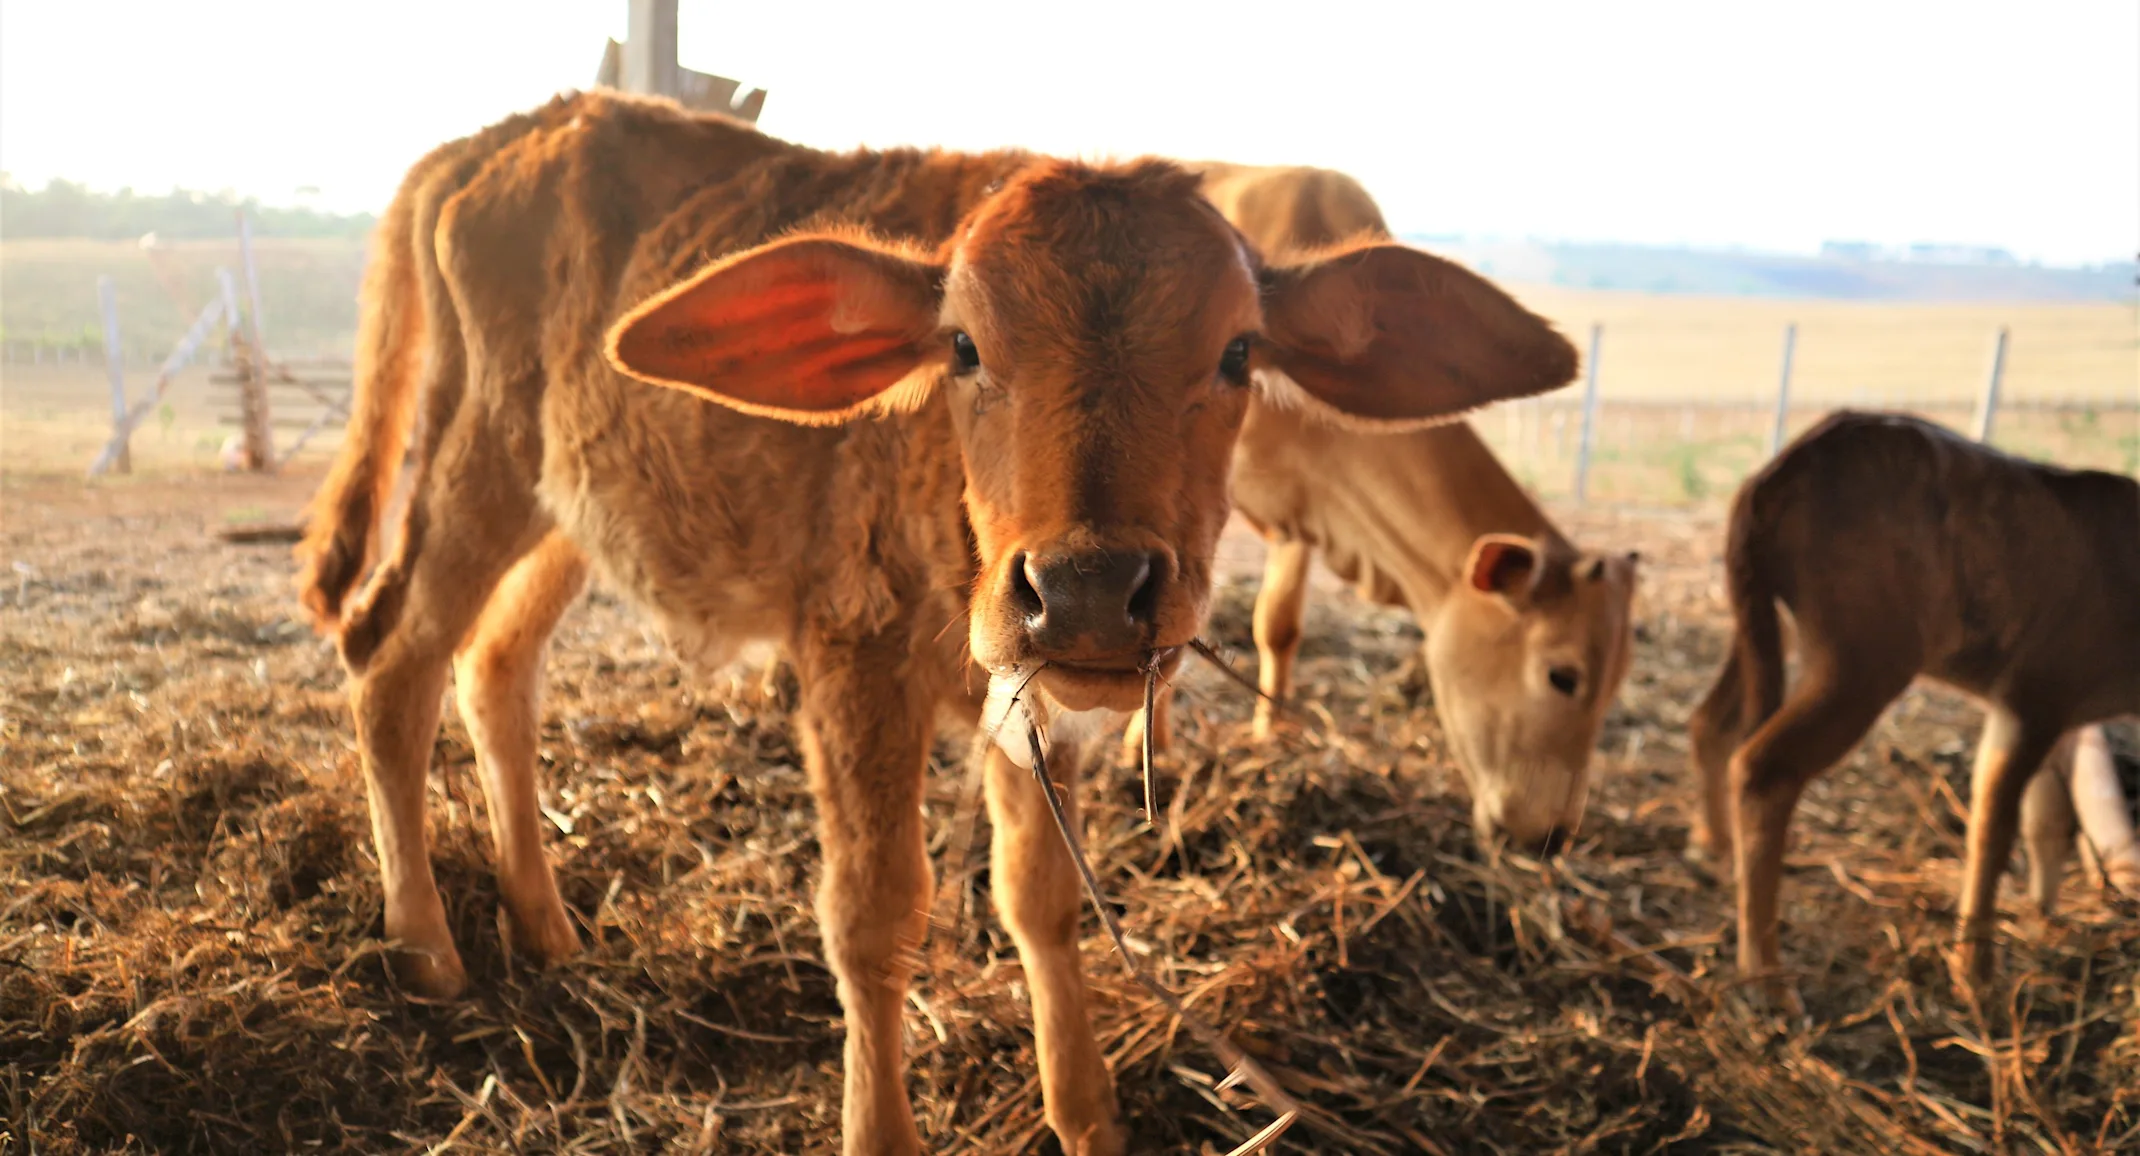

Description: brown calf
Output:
[298,91,1577,1154]
[1689,411,2140,997]
[1129,162,1639,852]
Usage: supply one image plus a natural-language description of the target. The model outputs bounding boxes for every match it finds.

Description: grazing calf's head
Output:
[1428,536,1639,853]
[608,159,1577,712]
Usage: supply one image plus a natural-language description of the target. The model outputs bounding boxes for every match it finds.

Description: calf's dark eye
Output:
[1548,666,1581,697]
[952,331,981,371]
[1219,336,1251,385]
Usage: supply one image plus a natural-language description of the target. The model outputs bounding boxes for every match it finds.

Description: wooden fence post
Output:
[97,276,131,474]
[235,214,276,471]
[1971,326,2008,443]
[1572,324,1603,503]
[1768,322,1797,457]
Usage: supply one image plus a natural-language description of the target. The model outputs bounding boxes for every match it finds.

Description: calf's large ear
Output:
[607,233,948,425]
[1464,534,1541,601]
[1257,243,1577,428]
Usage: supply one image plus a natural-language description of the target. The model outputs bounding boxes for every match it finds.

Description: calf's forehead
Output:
[946,177,1261,356]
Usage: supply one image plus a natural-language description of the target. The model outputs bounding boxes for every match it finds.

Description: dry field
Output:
[1,239,366,356]
[1503,288,2138,405]
[5,359,2138,1154]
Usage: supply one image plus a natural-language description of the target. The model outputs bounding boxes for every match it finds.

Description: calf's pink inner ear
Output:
[1467,535,1538,596]
[606,236,946,421]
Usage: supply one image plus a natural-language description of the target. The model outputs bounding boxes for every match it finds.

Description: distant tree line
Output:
[1,177,376,240]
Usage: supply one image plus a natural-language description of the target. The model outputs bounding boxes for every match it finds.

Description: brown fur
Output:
[1687,410,2140,1000]
[1130,163,1636,851]
[297,92,1575,1155]
[295,99,580,628]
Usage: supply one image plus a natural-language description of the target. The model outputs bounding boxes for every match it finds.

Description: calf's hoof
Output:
[1736,972,1806,1022]
[511,896,582,966]
[1053,1118,1125,1156]
[1951,934,1997,997]
[1684,830,1734,872]
[390,940,469,999]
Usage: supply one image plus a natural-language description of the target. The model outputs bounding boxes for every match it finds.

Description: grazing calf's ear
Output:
[1257,243,1577,428]
[607,234,948,425]
[1465,534,1539,599]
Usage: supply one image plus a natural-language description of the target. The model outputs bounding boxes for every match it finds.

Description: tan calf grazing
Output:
[1688,410,2140,997]
[1129,163,1639,852]
[297,91,1578,1155]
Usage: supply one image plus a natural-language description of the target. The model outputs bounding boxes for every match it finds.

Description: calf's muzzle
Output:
[1009,548,1166,659]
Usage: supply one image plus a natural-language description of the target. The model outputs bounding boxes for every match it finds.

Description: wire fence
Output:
[1469,317,2140,507]
[1482,393,2140,508]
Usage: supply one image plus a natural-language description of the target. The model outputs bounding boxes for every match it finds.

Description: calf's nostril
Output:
[1009,552,1044,620]
[1124,553,1158,625]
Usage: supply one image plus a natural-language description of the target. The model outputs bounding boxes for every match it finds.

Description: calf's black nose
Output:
[1010,549,1160,655]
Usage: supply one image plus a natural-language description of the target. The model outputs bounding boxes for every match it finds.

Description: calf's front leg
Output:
[1251,537,1314,740]
[1119,682,1174,761]
[795,635,936,1156]
[985,741,1123,1156]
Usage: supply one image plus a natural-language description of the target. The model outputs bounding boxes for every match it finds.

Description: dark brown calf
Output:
[298,90,1576,1155]
[1689,410,2140,1000]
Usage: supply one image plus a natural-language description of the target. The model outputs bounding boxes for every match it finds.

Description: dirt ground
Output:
[2,458,2136,1154]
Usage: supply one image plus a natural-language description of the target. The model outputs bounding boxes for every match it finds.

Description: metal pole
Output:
[1768,322,1797,457]
[1572,324,1603,504]
[1971,327,2008,443]
[97,276,131,474]
[623,0,679,97]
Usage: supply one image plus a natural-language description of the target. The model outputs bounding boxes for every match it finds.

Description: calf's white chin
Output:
[983,667,1125,771]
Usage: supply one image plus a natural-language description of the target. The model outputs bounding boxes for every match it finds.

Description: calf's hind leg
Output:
[1688,651,1747,861]
[452,531,588,965]
[1956,707,2060,985]
[1731,660,1912,999]
[2019,733,2079,917]
[341,426,546,996]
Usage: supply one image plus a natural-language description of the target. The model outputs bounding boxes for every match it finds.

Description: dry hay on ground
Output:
[2,475,2136,1154]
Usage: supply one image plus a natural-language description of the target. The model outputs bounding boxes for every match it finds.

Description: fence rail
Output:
[3,340,227,370]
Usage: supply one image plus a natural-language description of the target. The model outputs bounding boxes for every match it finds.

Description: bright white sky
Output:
[2,0,2134,265]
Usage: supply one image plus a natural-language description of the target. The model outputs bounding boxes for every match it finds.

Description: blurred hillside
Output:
[1414,235,2138,303]
[2,178,375,242]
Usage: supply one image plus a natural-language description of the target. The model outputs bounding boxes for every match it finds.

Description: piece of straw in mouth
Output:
[1024,724,1300,1155]
[1141,664,1158,823]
